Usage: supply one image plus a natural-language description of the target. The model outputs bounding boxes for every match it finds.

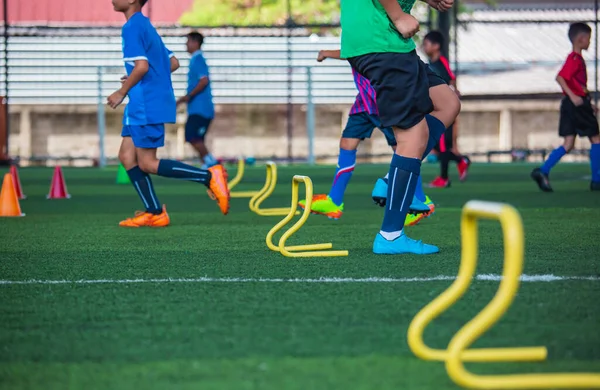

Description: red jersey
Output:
[558,52,588,97]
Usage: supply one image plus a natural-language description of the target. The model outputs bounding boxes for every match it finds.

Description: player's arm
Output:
[421,0,454,12]
[170,56,180,73]
[317,49,344,62]
[177,57,209,105]
[378,0,419,38]
[556,75,583,106]
[108,60,148,109]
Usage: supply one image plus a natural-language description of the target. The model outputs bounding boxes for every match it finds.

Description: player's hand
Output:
[107,90,125,109]
[571,95,584,106]
[393,13,420,39]
[434,0,454,12]
[176,95,190,106]
[120,75,128,85]
[317,51,327,62]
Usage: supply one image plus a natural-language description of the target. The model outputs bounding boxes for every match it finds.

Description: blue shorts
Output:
[342,112,397,146]
[185,114,212,143]
[121,124,165,148]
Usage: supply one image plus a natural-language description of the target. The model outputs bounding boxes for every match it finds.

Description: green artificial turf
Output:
[0,162,599,390]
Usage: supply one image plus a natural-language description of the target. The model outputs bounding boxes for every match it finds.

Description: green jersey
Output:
[341,0,417,58]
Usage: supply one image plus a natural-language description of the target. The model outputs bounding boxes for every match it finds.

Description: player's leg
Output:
[117,132,167,227]
[590,134,600,191]
[430,129,451,188]
[532,97,575,192]
[132,124,230,215]
[350,52,438,255]
[186,115,218,168]
[576,98,600,190]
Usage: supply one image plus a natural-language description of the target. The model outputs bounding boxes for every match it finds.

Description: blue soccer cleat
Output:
[371,178,430,214]
[373,233,439,255]
[371,178,388,207]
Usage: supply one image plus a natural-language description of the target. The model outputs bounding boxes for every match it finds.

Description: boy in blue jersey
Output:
[108,0,230,227]
[177,32,219,169]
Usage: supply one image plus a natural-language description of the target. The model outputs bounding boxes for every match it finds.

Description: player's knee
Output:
[137,157,159,174]
[590,135,600,144]
[118,149,136,169]
[563,142,575,153]
[339,138,360,150]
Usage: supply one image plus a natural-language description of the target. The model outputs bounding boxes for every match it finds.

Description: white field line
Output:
[0,274,599,286]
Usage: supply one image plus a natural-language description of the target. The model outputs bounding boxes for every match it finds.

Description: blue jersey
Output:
[187,50,215,119]
[121,12,176,126]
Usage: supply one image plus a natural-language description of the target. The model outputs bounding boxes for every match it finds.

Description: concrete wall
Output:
[7,100,593,166]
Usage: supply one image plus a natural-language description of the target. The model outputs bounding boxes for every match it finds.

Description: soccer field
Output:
[1,163,599,390]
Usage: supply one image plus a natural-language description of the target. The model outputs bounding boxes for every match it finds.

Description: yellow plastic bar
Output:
[407,201,547,363]
[227,158,244,190]
[265,175,348,258]
[444,201,600,389]
[249,162,298,216]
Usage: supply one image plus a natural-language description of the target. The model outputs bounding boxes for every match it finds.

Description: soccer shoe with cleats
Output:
[298,194,343,219]
[424,195,436,215]
[371,178,431,214]
[457,157,471,181]
[119,205,170,228]
[531,168,553,192]
[207,164,230,215]
[405,213,426,226]
[429,177,451,188]
[373,233,439,255]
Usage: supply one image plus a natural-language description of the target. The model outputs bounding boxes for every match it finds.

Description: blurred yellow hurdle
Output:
[227,158,259,198]
[249,161,297,216]
[407,200,600,389]
[266,175,348,258]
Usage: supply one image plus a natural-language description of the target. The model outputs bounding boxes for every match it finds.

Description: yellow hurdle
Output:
[249,161,296,216]
[408,200,600,389]
[266,175,348,258]
[228,158,260,198]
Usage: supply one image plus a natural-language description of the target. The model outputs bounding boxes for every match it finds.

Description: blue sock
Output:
[157,159,211,185]
[423,115,447,159]
[541,146,567,175]
[414,175,426,202]
[203,154,218,168]
[591,144,600,182]
[127,166,161,214]
[329,148,357,206]
[380,155,421,240]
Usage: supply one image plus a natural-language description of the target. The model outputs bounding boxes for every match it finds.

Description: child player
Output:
[531,22,600,192]
[422,30,470,188]
[298,49,432,225]
[176,31,219,169]
[108,0,230,227]
[341,0,461,255]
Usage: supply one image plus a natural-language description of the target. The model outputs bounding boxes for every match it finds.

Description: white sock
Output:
[384,173,389,180]
[379,230,402,241]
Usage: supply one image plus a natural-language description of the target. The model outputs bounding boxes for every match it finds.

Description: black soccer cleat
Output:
[531,168,553,192]
[591,181,600,191]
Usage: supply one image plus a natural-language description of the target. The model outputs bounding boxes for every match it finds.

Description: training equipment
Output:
[47,166,71,199]
[116,163,131,184]
[227,158,259,198]
[266,175,348,257]
[0,173,25,217]
[249,161,299,216]
[9,165,26,199]
[408,200,600,389]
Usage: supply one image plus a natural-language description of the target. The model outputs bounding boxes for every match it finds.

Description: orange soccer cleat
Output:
[119,205,170,227]
[207,165,230,215]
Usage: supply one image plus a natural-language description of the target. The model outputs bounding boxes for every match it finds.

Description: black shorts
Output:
[348,51,442,130]
[433,125,454,153]
[342,113,396,146]
[185,114,212,143]
[559,96,600,138]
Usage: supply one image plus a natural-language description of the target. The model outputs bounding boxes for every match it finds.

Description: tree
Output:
[179,0,340,26]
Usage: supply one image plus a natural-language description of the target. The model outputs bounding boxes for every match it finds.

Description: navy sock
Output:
[541,146,566,175]
[591,144,600,182]
[127,166,162,214]
[414,175,426,202]
[380,154,421,240]
[157,159,211,185]
[423,115,446,159]
[329,148,357,206]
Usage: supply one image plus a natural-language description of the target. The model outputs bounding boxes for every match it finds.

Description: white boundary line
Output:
[0,274,599,286]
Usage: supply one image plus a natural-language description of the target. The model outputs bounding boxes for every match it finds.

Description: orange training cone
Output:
[47,166,71,199]
[9,165,26,199]
[0,173,25,217]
